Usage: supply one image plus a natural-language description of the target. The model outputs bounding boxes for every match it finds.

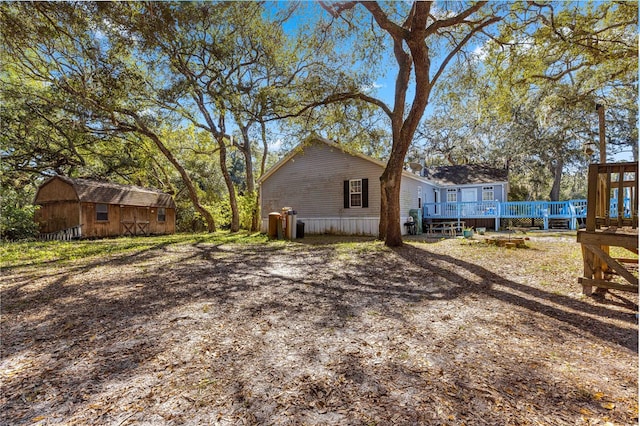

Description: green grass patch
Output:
[0,232,268,269]
[332,239,388,261]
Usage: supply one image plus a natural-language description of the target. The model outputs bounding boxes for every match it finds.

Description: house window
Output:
[482,186,494,201]
[96,204,109,221]
[350,179,362,207]
[157,207,166,222]
[344,179,368,208]
[446,189,457,202]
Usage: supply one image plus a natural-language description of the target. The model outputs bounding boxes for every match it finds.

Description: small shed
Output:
[34,176,176,238]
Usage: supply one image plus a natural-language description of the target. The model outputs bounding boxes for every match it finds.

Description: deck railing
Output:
[422,199,591,230]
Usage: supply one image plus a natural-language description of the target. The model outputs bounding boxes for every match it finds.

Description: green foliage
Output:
[237,192,258,231]
[1,0,635,233]
[204,191,258,231]
[0,187,39,241]
[418,1,637,201]
[211,199,232,231]
[175,202,207,234]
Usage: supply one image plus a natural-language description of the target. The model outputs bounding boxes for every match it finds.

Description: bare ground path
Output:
[1,234,637,425]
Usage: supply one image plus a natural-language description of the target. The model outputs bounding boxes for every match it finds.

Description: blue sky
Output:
[265,1,636,162]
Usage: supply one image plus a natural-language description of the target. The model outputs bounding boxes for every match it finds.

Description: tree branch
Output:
[431,15,502,87]
[273,92,392,121]
[425,2,487,36]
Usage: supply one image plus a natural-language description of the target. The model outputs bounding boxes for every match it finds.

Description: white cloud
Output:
[471,42,490,61]
[361,82,384,93]
[269,138,283,151]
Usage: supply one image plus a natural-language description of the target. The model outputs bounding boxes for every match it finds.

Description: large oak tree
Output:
[320,1,505,246]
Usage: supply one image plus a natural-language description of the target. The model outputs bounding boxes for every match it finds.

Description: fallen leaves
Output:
[1,236,637,425]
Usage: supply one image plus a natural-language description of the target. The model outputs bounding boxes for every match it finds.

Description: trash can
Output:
[281,207,291,239]
[296,220,305,239]
[281,207,297,240]
[409,209,422,234]
[282,207,298,240]
[289,210,297,239]
[268,212,281,239]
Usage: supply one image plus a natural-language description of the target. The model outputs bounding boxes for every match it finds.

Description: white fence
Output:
[39,225,83,241]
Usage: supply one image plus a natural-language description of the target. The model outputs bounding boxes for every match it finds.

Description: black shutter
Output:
[362,178,369,208]
[344,180,350,208]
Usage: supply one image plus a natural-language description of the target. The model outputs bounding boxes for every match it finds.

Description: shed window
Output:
[482,186,494,201]
[96,204,109,221]
[157,207,166,222]
[446,189,457,203]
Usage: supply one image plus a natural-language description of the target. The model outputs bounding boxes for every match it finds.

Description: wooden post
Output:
[581,244,594,295]
[596,104,606,163]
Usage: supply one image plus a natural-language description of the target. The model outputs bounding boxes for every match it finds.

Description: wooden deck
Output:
[578,162,638,295]
[422,199,588,230]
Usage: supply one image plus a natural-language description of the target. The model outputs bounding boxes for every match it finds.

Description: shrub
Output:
[1,190,39,241]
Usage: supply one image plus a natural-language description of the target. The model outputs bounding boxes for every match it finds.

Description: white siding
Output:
[260,139,437,236]
[261,217,379,236]
[260,140,383,219]
[400,177,435,220]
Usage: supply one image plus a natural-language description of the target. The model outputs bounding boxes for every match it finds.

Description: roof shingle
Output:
[421,164,508,186]
[43,176,176,208]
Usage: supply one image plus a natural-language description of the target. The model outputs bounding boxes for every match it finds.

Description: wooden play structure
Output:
[577,162,638,295]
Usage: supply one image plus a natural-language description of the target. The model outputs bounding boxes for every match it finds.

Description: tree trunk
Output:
[548,158,564,201]
[217,138,240,232]
[379,130,416,246]
[188,91,239,233]
[139,124,217,232]
[239,125,259,231]
[378,37,430,247]
[379,166,403,246]
[324,1,498,247]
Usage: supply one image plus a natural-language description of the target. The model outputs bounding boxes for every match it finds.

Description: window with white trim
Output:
[96,203,109,221]
[482,186,494,201]
[446,189,457,202]
[350,179,362,207]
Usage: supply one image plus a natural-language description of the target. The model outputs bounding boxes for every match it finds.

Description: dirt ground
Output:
[1,233,638,425]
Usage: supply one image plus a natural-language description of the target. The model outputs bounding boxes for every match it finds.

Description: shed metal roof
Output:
[38,176,176,208]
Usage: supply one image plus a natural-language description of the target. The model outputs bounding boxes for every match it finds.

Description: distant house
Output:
[34,176,176,238]
[258,137,435,236]
[421,164,509,217]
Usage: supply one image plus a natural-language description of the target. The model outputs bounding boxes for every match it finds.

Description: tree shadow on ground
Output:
[1,239,637,425]
[393,244,638,351]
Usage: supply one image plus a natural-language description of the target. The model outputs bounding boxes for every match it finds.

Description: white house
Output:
[258,137,510,236]
[258,137,434,236]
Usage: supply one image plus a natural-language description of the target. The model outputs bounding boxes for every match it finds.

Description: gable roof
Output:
[36,176,176,208]
[258,136,431,185]
[421,164,508,186]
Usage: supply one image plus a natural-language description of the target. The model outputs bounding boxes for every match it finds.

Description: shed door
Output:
[136,207,150,235]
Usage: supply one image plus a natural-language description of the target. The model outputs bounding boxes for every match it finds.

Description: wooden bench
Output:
[426,221,465,237]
